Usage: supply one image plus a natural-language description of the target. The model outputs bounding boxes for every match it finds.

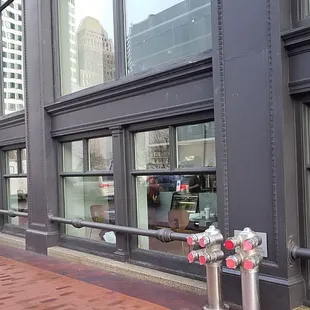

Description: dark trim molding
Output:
[50,98,214,137]
[45,53,212,116]
[289,79,310,95]
[282,26,310,56]
[0,112,25,129]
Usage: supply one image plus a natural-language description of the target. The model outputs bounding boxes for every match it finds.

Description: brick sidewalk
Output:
[0,256,167,310]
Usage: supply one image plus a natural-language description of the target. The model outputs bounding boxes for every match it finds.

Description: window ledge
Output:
[46,51,212,116]
[282,26,310,56]
[0,111,25,129]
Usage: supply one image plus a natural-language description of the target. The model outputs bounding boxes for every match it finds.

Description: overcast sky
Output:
[75,0,183,40]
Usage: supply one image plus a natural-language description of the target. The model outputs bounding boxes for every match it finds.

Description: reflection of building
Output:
[58,0,79,93]
[128,0,211,73]
[1,0,24,114]
[77,17,115,88]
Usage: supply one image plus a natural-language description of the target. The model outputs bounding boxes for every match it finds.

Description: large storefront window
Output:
[61,137,115,243]
[4,148,28,228]
[126,0,212,74]
[134,122,216,256]
[58,0,115,95]
[1,0,25,115]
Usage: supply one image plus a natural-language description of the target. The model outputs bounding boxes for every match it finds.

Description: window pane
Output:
[58,0,115,95]
[299,0,310,19]
[21,148,27,173]
[62,141,84,172]
[1,0,25,115]
[89,137,113,171]
[64,176,115,243]
[177,122,215,168]
[136,173,217,256]
[126,0,212,74]
[135,129,170,170]
[6,150,18,174]
[7,178,28,228]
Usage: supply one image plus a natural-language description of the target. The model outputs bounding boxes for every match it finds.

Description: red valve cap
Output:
[187,252,195,263]
[243,258,255,270]
[224,239,236,250]
[199,238,207,248]
[186,236,195,246]
[199,255,207,265]
[242,240,254,251]
[226,257,238,269]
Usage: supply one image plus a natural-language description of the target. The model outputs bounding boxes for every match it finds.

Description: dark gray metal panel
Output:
[212,0,303,306]
[23,0,59,254]
[51,78,213,135]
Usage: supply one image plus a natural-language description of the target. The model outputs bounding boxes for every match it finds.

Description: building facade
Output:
[1,0,310,309]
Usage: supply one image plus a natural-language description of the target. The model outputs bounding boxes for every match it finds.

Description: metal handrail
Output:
[291,246,310,260]
[48,214,189,243]
[0,209,28,218]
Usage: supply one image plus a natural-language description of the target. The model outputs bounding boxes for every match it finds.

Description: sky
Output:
[75,0,183,40]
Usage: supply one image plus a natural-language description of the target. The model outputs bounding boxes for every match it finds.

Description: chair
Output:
[168,209,190,254]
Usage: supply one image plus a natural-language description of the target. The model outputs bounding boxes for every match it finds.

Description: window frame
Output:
[57,131,117,255]
[1,144,27,237]
[127,111,217,276]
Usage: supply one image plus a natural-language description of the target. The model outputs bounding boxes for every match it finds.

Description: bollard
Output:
[225,227,263,310]
[187,226,229,310]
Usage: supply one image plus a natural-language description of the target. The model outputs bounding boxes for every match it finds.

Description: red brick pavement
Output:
[0,256,168,310]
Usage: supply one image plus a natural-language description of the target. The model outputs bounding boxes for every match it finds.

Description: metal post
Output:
[205,262,225,310]
[187,226,229,310]
[224,227,263,310]
[241,266,260,310]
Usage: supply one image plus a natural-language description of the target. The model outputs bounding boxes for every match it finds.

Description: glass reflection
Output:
[135,129,170,170]
[177,122,215,168]
[6,150,18,174]
[58,0,115,95]
[136,173,217,256]
[7,178,28,227]
[1,0,25,115]
[64,176,115,243]
[89,137,113,171]
[62,141,84,172]
[126,0,212,74]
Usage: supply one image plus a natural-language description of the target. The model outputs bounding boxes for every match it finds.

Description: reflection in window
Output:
[135,129,170,170]
[64,176,115,242]
[61,137,115,243]
[1,0,25,115]
[4,148,28,228]
[134,121,217,256]
[58,0,115,95]
[126,0,212,74]
[136,173,217,256]
[177,122,215,168]
[299,0,310,20]
[63,141,84,172]
[89,137,113,171]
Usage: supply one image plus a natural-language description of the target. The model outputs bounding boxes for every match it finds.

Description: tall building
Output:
[58,0,79,94]
[127,0,211,73]
[76,16,115,88]
[1,0,24,115]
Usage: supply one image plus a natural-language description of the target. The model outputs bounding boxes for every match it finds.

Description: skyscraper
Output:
[76,16,115,88]
[1,0,24,115]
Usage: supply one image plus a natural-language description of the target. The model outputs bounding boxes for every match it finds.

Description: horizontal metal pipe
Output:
[0,209,28,218]
[49,215,188,242]
[292,247,310,260]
